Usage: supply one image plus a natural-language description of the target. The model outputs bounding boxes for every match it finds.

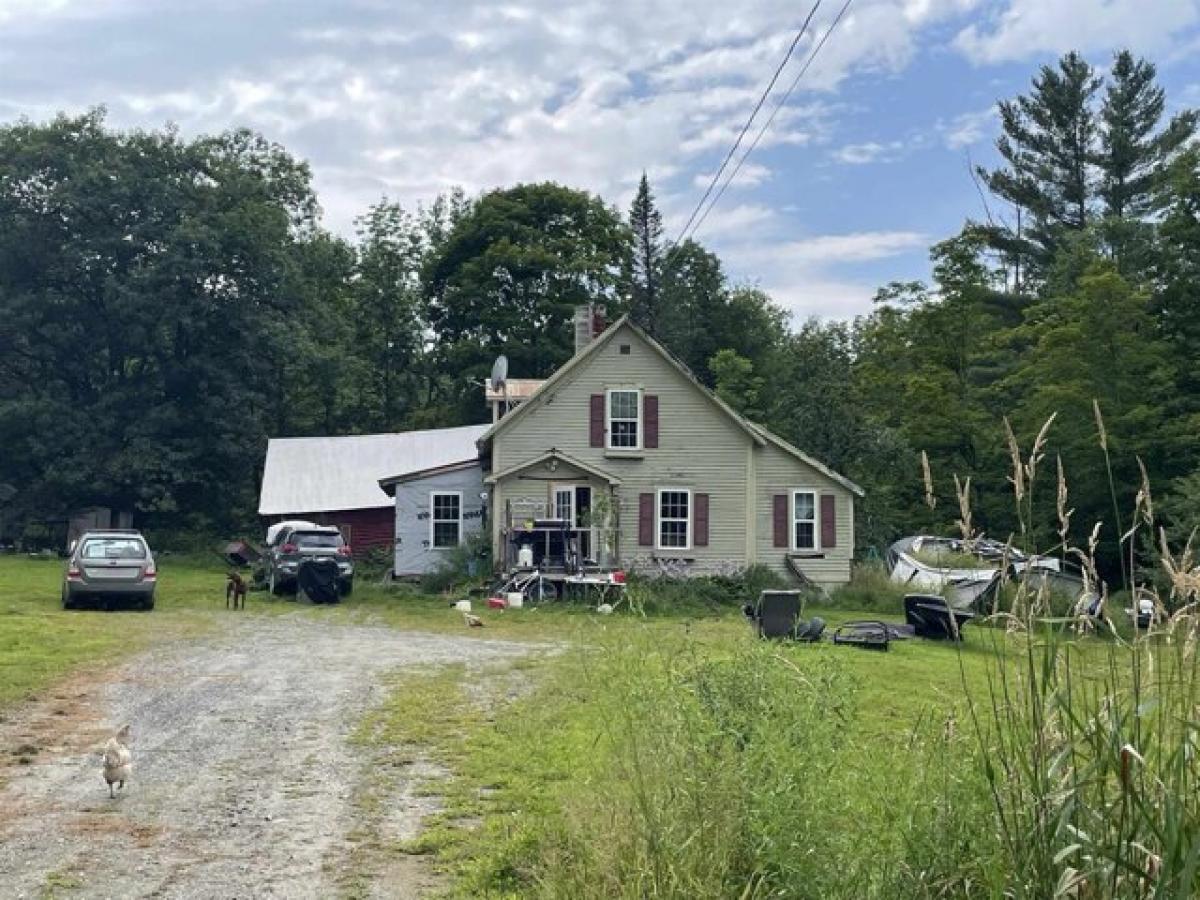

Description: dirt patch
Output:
[0,616,533,899]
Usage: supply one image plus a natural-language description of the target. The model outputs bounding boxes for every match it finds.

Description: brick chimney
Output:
[573,303,607,355]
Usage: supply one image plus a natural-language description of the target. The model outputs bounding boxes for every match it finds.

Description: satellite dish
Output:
[490,354,508,392]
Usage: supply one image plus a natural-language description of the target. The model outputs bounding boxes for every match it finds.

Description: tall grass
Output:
[448,631,891,898]
[936,405,1200,898]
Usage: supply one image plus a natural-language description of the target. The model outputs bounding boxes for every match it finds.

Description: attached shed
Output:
[379,460,486,577]
[258,425,488,553]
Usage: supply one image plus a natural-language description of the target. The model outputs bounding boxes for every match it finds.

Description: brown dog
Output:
[226,572,247,610]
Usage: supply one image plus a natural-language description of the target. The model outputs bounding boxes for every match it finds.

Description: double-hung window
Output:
[792,490,817,551]
[431,492,462,549]
[607,389,642,449]
[657,488,691,550]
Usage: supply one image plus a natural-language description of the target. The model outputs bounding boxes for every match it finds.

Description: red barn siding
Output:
[265,507,394,553]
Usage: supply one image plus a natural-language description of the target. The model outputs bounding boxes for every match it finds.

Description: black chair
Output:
[904,594,974,640]
[745,591,825,641]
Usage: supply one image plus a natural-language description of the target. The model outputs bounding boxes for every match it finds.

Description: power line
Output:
[667,1,823,252]
[685,0,855,245]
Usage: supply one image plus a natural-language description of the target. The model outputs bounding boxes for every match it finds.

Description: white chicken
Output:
[103,724,132,799]
[463,612,485,628]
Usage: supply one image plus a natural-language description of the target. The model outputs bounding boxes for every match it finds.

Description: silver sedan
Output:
[62,531,157,610]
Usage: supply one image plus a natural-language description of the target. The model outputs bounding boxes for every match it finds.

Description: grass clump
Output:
[623,564,788,616]
[824,560,908,613]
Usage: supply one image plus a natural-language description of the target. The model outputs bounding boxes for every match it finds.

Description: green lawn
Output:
[0,554,229,710]
[2,555,1188,898]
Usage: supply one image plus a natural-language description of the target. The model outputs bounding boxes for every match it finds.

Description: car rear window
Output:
[81,538,146,560]
[293,532,343,549]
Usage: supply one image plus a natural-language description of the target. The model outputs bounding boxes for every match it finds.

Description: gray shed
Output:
[379,459,485,577]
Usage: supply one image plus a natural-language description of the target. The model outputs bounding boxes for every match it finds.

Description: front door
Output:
[553,484,593,564]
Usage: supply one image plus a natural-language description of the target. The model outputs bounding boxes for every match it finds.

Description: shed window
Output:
[431,492,462,549]
[793,491,817,551]
[607,389,642,449]
[657,488,691,550]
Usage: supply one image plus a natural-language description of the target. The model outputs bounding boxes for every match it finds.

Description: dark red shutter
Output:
[773,494,788,548]
[644,394,659,448]
[821,495,837,549]
[638,493,654,546]
[590,394,605,447]
[694,493,709,547]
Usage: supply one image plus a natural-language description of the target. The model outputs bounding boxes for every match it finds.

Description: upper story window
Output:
[793,490,817,550]
[607,389,642,450]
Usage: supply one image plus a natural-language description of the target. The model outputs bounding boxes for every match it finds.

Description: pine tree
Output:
[978,52,1102,283]
[1098,50,1197,220]
[628,173,664,334]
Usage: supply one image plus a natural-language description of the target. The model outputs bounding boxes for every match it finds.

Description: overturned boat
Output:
[886,536,1087,613]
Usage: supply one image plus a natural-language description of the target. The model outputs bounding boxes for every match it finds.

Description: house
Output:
[476,314,864,588]
[258,425,488,552]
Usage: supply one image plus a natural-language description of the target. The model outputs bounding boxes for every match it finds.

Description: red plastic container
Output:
[487,596,508,609]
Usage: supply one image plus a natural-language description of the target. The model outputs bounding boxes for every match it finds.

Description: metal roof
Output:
[258,425,488,516]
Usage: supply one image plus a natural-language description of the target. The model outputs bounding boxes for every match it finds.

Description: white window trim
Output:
[791,489,820,552]
[430,490,463,550]
[605,387,643,451]
[656,487,692,552]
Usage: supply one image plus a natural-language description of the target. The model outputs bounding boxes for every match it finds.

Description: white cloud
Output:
[776,230,928,264]
[0,0,1002,321]
[717,230,929,320]
[937,105,996,149]
[832,139,905,164]
[691,162,772,189]
[955,0,1200,64]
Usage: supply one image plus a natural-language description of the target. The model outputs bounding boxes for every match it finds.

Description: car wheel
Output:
[141,597,155,611]
[61,587,75,610]
[340,578,354,597]
[269,570,280,596]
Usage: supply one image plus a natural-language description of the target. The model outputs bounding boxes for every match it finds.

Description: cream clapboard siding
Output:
[753,442,854,586]
[492,322,751,574]
[490,320,859,585]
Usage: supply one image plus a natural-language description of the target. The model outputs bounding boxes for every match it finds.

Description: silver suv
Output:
[62,531,157,610]
[263,524,354,596]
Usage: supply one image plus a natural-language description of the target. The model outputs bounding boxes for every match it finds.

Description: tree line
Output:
[1,49,1198,581]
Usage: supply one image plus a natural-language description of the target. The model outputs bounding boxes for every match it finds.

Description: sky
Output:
[2,0,1199,323]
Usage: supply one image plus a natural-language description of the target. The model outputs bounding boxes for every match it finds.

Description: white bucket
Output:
[506,592,524,609]
[454,600,472,612]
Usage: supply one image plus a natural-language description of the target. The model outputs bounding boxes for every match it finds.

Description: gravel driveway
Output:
[0,616,533,899]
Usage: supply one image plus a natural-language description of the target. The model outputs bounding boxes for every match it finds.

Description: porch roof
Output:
[484,448,622,486]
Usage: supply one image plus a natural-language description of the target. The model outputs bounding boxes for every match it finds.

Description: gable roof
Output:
[259,424,488,515]
[477,314,864,498]
[748,424,865,497]
[378,458,482,496]
[478,315,766,448]
[484,448,622,486]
